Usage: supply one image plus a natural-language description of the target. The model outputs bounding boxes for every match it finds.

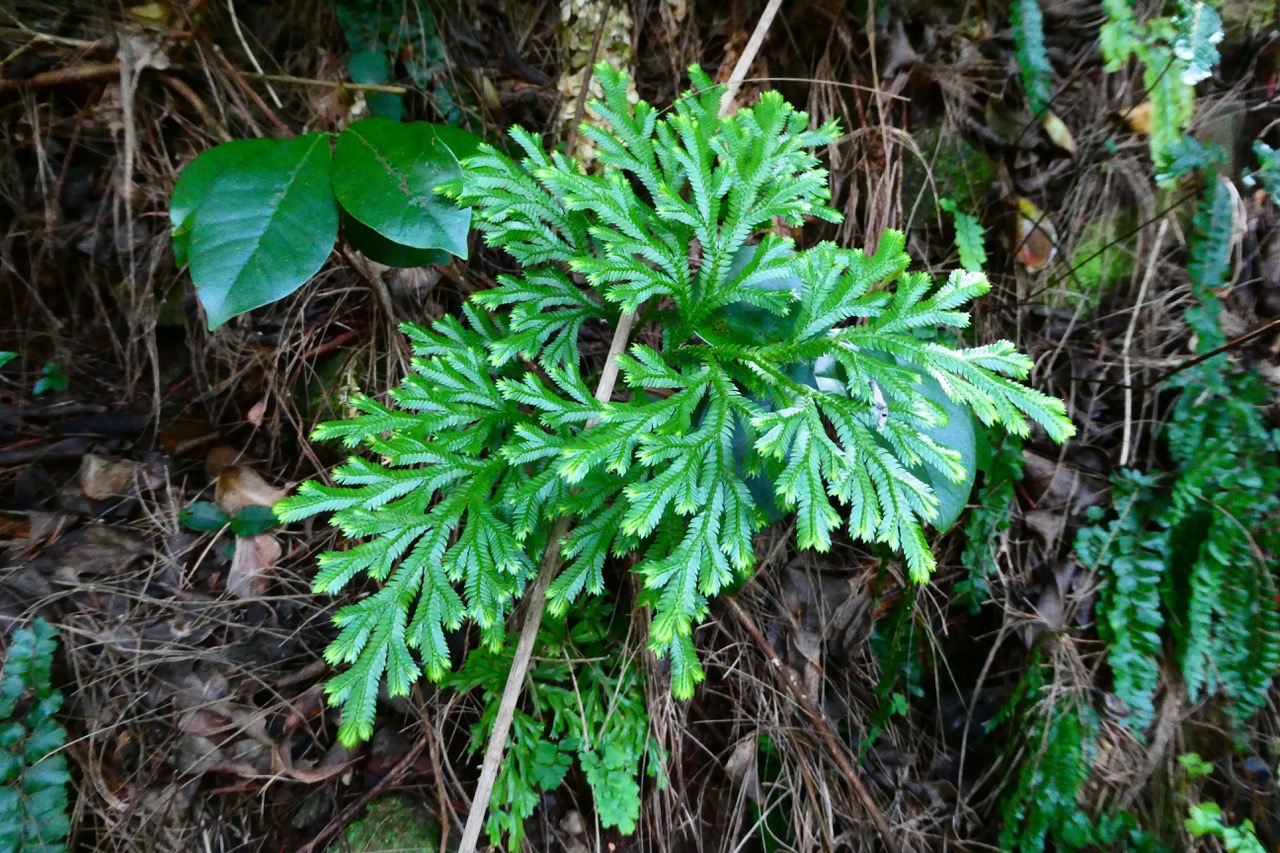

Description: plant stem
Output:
[458,311,636,852]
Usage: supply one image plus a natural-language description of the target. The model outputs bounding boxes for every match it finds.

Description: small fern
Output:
[939,198,988,274]
[1075,473,1166,733]
[1074,174,1280,739]
[1185,176,1234,352]
[446,604,656,847]
[1251,140,1280,204]
[994,659,1152,852]
[1163,365,1280,732]
[0,619,71,853]
[1172,1,1223,86]
[277,63,1075,746]
[955,431,1024,612]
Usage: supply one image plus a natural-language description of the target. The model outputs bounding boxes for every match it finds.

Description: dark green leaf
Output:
[347,49,403,121]
[0,352,17,370]
[333,119,480,257]
[710,243,801,345]
[914,373,979,531]
[344,213,450,268]
[170,138,279,268]
[32,362,67,396]
[181,501,229,531]
[230,505,279,536]
[184,134,338,328]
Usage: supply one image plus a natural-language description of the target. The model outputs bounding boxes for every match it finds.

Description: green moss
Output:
[1058,215,1136,308]
[342,797,440,853]
[1219,0,1278,36]
[904,127,994,223]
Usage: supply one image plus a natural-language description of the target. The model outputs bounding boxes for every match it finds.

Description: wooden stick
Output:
[457,310,638,851]
[0,63,411,95]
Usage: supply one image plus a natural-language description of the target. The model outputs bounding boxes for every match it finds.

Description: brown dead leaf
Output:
[1016,197,1058,271]
[158,417,220,457]
[0,511,71,549]
[215,465,286,516]
[79,454,151,500]
[273,740,355,784]
[1122,100,1154,136]
[246,398,267,428]
[227,534,281,599]
[1024,508,1067,552]
[724,735,762,803]
[1022,450,1108,513]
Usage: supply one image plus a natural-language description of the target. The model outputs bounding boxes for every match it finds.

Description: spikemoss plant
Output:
[276,63,1075,746]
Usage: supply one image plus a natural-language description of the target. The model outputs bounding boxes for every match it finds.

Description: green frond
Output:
[1173,2,1223,86]
[1075,474,1166,733]
[1012,0,1053,116]
[547,503,624,615]
[286,62,1074,766]
[939,198,988,273]
[1101,0,1142,70]
[0,619,71,853]
[1185,177,1234,352]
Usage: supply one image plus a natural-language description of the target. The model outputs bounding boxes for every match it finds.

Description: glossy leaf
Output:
[344,213,450,268]
[181,501,229,531]
[182,134,338,329]
[171,138,278,268]
[915,375,979,531]
[333,119,480,258]
[33,361,67,396]
[230,504,280,537]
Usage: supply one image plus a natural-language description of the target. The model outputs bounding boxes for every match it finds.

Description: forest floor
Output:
[3,1,1280,851]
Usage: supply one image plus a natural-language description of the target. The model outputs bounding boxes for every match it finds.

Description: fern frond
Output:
[939,198,988,273]
[1012,0,1054,116]
[1185,177,1234,352]
[0,619,70,853]
[1101,0,1142,70]
[1075,473,1167,733]
[1172,1,1223,86]
[287,63,1074,763]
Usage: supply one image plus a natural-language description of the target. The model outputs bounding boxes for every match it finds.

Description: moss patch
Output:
[903,126,994,223]
[342,797,440,852]
[1056,215,1137,308]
